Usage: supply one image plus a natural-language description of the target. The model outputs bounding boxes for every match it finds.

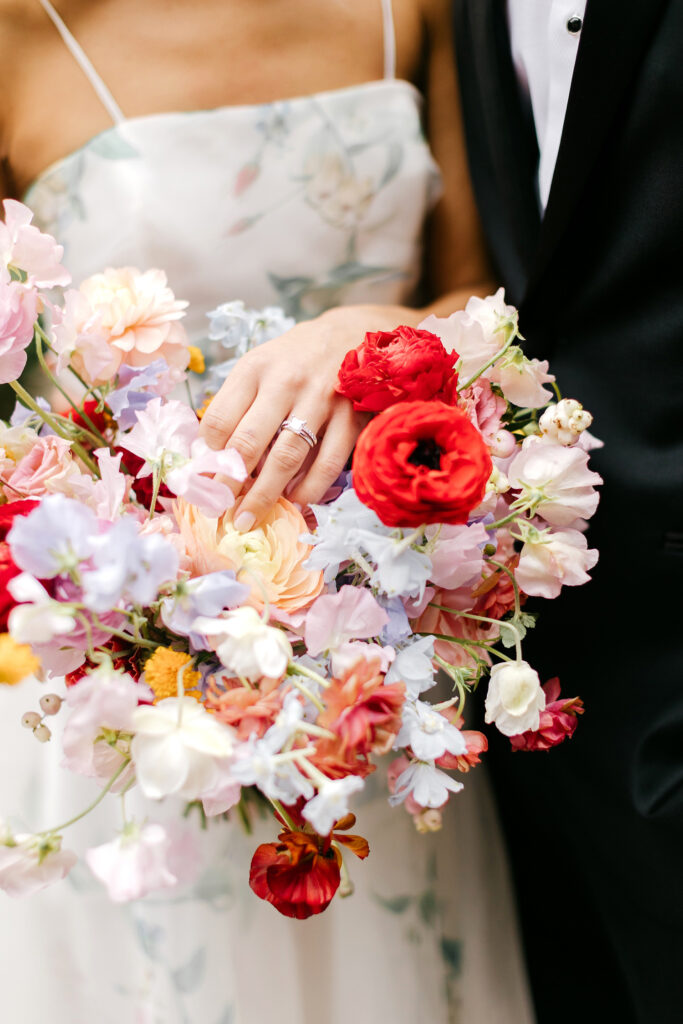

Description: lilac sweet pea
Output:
[7,494,98,577]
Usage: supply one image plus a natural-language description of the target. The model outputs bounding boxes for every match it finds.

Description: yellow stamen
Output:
[144,647,201,703]
[0,634,40,685]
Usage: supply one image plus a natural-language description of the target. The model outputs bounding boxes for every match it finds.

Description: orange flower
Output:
[173,497,323,614]
[249,815,369,919]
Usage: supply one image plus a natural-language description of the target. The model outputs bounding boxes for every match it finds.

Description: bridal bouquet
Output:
[0,200,599,917]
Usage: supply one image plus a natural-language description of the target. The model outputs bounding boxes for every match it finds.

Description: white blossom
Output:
[302,776,364,836]
[484,661,546,736]
[395,700,468,761]
[194,607,292,680]
[538,399,593,445]
[389,761,463,809]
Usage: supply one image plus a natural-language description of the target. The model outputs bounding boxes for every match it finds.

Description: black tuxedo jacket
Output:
[454,2,683,1022]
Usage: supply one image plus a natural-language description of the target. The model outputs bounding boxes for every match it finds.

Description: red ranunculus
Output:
[249,817,369,919]
[352,400,492,527]
[336,325,458,412]
[0,499,39,630]
[509,678,584,752]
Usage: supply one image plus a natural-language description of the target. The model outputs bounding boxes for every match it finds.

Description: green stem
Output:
[457,325,518,393]
[287,662,331,690]
[9,380,100,477]
[40,758,130,836]
[268,798,297,832]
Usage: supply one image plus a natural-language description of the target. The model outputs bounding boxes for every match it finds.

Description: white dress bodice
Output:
[25,80,441,340]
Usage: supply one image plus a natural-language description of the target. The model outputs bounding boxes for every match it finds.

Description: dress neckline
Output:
[23,77,423,202]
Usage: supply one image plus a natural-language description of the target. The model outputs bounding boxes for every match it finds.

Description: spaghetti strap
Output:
[380,0,397,80]
[38,0,125,124]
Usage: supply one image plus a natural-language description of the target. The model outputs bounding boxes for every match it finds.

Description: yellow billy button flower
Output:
[187,346,205,374]
[144,647,202,703]
[0,634,40,685]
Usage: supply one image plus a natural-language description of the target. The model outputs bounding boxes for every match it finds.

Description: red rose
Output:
[336,326,458,413]
[0,500,39,631]
[509,678,584,752]
[352,400,492,527]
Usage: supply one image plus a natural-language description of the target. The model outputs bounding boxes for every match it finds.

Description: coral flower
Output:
[319,658,406,758]
[249,815,369,919]
[509,678,584,751]
[205,679,285,739]
[174,497,323,614]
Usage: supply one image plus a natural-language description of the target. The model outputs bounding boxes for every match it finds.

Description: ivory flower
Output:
[194,606,292,680]
[131,697,235,800]
[484,661,546,736]
[538,399,593,445]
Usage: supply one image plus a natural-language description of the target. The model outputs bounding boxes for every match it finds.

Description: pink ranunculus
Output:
[509,678,584,751]
[516,527,599,599]
[50,288,119,385]
[304,586,389,657]
[0,200,71,288]
[0,278,38,385]
[78,266,190,376]
[6,435,75,498]
[508,437,603,526]
[427,521,488,591]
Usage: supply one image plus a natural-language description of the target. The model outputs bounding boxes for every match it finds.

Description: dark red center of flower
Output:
[408,438,443,470]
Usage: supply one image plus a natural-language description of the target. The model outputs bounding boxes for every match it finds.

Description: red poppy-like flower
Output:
[352,400,492,527]
[509,678,584,752]
[318,658,405,758]
[336,326,458,413]
[249,815,369,919]
[65,399,113,440]
[64,639,142,687]
[0,499,39,630]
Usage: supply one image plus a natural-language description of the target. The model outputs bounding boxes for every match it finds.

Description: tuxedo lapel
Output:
[526,0,672,301]
[467,0,541,282]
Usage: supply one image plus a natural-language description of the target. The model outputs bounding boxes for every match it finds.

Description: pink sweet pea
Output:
[508,438,602,526]
[304,585,389,657]
[516,527,599,599]
[0,200,70,288]
[428,521,488,590]
[0,831,77,897]
[0,277,38,385]
[85,823,196,902]
[509,678,584,751]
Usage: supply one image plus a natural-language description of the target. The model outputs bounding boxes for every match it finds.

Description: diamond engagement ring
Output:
[279,416,318,448]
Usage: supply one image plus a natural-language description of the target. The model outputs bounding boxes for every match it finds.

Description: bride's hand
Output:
[198,303,419,531]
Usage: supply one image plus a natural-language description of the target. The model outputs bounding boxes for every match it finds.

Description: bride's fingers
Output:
[288,402,368,507]
[198,362,260,452]
[232,412,325,531]
[222,392,293,483]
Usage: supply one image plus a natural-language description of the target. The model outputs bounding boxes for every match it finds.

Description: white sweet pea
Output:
[304,488,386,579]
[194,607,292,680]
[389,761,463,809]
[302,776,364,836]
[160,571,248,637]
[516,527,599,599]
[484,661,546,736]
[385,635,437,697]
[420,288,518,382]
[131,697,235,800]
[539,399,593,445]
[488,346,555,408]
[359,531,432,599]
[395,700,468,761]
[7,494,98,577]
[0,832,77,897]
[85,823,184,902]
[508,439,602,526]
[8,573,77,643]
[230,736,314,803]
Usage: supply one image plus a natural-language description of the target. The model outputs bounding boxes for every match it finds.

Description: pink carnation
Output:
[509,678,584,751]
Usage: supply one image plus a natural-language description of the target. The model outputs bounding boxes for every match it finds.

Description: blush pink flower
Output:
[459,379,507,446]
[61,267,190,384]
[0,278,38,385]
[0,200,70,288]
[85,822,197,902]
[6,435,77,499]
[413,586,493,670]
[509,678,584,751]
[508,437,602,526]
[516,527,599,599]
[304,586,389,657]
[427,521,488,591]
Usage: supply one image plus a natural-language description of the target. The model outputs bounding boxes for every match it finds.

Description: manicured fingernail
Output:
[234,511,255,533]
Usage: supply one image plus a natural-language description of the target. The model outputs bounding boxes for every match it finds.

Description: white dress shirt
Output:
[507,0,588,210]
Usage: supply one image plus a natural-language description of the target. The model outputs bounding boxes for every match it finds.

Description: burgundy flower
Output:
[509,678,584,752]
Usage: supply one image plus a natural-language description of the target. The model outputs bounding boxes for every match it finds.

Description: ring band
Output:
[280,416,318,448]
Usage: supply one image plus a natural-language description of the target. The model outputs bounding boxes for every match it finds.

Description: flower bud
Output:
[39,693,63,716]
[21,711,41,730]
[489,429,517,459]
[414,808,443,833]
[33,723,52,743]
